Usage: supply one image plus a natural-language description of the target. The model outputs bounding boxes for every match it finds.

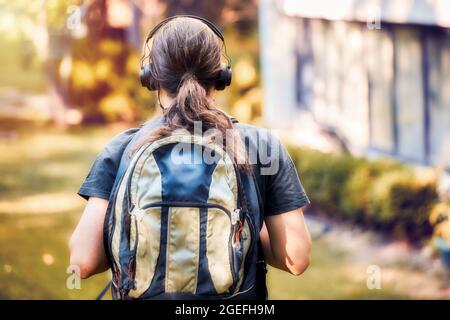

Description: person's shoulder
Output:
[235,121,263,133]
[104,126,139,151]
[105,116,164,150]
[234,121,282,147]
[235,122,270,138]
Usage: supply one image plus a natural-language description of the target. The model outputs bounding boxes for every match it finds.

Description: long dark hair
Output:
[136,17,249,170]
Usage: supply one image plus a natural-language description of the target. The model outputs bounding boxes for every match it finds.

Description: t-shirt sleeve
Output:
[262,134,310,216]
[77,128,138,201]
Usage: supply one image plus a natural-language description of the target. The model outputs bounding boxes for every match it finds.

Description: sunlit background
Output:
[1,0,450,299]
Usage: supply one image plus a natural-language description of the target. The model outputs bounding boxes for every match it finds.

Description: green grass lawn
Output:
[0,125,413,299]
[267,238,409,300]
[0,125,117,299]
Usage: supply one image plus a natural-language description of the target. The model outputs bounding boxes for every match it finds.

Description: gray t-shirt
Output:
[78,118,310,217]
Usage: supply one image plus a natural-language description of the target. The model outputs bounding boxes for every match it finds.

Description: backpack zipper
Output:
[107,172,131,298]
[129,201,243,293]
[140,201,232,216]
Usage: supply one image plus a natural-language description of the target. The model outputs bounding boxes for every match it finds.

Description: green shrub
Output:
[368,170,437,240]
[292,147,357,215]
[289,146,439,242]
[340,162,377,222]
[430,202,450,242]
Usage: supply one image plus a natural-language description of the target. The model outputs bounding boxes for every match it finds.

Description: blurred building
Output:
[260,0,450,171]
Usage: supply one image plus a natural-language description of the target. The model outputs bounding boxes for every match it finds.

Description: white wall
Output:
[259,0,298,129]
[281,0,450,28]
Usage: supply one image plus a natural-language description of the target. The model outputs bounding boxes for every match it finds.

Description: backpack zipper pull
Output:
[231,209,240,225]
[130,207,144,222]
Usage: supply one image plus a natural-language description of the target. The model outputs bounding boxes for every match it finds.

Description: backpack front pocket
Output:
[125,202,250,298]
[205,207,234,293]
[127,206,161,298]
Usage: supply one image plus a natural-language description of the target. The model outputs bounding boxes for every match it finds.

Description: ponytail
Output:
[176,74,211,124]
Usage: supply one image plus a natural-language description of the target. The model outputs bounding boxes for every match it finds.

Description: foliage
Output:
[0,0,261,124]
[68,38,155,123]
[217,30,263,124]
[66,10,261,124]
[430,202,450,243]
[0,39,47,92]
[290,147,439,242]
[161,0,258,34]
[163,0,225,25]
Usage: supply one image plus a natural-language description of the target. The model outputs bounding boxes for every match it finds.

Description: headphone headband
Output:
[144,15,225,44]
[140,15,232,91]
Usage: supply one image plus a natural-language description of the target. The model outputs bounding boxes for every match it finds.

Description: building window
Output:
[295,19,314,110]
[309,19,329,125]
[394,28,426,162]
[339,22,368,148]
[427,30,450,167]
[367,28,395,153]
[298,19,369,148]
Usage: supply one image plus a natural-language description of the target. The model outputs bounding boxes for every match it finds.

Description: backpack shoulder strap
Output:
[106,116,165,217]
[242,171,267,300]
[102,116,165,300]
[231,119,268,300]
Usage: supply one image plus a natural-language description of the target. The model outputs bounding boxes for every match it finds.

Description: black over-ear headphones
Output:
[140,15,232,91]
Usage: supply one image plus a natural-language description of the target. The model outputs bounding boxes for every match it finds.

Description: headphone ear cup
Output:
[140,63,158,91]
[215,63,232,91]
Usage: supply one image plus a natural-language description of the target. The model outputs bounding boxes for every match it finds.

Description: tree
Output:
[160,0,259,33]
[0,0,76,126]
[162,0,226,26]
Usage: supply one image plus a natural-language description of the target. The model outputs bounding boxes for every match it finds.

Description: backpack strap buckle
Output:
[231,208,241,225]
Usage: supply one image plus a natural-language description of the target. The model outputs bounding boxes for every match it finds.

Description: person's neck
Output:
[158,91,175,110]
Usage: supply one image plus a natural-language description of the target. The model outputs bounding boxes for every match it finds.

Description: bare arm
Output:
[69,197,110,279]
[259,208,311,275]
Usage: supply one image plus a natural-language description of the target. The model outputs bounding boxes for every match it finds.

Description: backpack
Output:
[103,130,264,300]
